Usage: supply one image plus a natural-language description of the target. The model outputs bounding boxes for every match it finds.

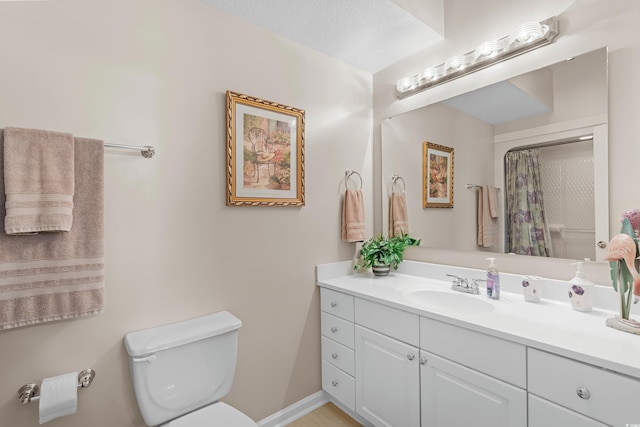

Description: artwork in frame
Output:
[423,142,454,208]
[226,91,305,206]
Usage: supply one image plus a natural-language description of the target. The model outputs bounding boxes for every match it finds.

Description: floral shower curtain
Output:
[505,149,553,256]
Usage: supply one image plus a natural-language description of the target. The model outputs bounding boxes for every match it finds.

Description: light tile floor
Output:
[285,402,362,427]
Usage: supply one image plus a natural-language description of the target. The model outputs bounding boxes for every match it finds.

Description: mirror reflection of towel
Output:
[341,189,365,242]
[478,185,498,247]
[389,193,408,237]
[488,186,499,219]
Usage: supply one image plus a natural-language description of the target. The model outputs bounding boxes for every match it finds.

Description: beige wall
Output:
[0,0,372,425]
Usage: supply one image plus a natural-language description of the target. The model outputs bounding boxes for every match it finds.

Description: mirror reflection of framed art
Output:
[423,141,454,208]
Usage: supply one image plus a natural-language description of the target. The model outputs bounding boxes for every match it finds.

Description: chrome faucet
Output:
[446,274,481,295]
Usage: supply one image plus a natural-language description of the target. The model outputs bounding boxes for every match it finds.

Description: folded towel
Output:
[341,189,365,242]
[4,127,75,235]
[389,193,409,237]
[487,185,499,219]
[0,132,105,329]
[477,185,498,248]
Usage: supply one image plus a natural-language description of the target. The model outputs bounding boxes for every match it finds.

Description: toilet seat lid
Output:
[166,402,258,427]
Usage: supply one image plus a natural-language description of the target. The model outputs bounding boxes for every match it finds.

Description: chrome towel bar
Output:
[104,143,155,158]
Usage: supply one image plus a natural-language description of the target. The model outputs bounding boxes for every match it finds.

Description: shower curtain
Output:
[505,149,553,256]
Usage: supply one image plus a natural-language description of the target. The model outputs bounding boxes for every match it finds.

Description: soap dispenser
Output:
[568,261,595,312]
[486,257,500,300]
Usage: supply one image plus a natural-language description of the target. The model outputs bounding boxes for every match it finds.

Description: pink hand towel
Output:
[341,189,365,242]
[4,127,74,234]
[389,193,409,237]
[477,185,498,247]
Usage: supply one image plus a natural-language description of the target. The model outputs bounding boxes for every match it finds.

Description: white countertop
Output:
[316,260,640,380]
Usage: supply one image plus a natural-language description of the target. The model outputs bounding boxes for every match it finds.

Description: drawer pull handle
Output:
[331,327,338,333]
[332,380,339,387]
[419,357,427,365]
[330,301,338,308]
[332,353,338,359]
[576,387,591,399]
[407,353,415,361]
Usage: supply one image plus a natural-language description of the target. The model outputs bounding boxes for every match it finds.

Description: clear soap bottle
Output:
[486,257,500,300]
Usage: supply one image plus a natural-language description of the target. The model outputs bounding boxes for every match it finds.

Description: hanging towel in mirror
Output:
[477,185,498,247]
[3,127,74,234]
[341,189,365,242]
[0,132,104,329]
[389,193,409,237]
[488,185,499,219]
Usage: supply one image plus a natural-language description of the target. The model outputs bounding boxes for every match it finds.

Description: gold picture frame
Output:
[423,142,454,208]
[226,91,305,206]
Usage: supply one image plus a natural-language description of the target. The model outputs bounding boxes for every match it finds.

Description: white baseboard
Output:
[257,390,329,427]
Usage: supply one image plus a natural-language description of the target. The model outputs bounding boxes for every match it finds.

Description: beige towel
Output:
[389,193,409,237]
[341,189,365,242]
[4,127,74,234]
[477,185,498,248]
[0,132,104,329]
[487,185,499,219]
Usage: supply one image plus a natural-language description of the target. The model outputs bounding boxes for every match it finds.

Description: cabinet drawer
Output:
[528,394,607,427]
[528,348,640,426]
[355,298,419,346]
[320,287,354,321]
[322,336,355,376]
[322,360,355,412]
[420,317,526,388]
[321,312,354,349]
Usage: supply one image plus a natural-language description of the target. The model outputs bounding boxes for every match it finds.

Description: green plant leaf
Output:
[618,259,632,295]
[609,261,618,292]
[621,217,635,239]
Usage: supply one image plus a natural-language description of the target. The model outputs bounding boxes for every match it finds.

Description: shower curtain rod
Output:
[104,143,155,158]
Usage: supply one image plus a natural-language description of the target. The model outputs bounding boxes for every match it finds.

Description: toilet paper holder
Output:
[17,369,95,405]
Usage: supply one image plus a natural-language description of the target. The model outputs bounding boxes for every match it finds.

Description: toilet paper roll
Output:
[39,372,78,424]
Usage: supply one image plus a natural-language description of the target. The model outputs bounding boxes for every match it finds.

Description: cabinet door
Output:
[355,325,420,427]
[420,350,526,427]
[528,394,608,427]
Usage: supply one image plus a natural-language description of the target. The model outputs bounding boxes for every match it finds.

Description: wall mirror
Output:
[381,47,608,262]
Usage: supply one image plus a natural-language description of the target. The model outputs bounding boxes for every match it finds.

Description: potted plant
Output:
[355,233,420,276]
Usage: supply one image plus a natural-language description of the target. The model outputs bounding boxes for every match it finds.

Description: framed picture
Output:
[226,91,305,206]
[423,142,454,208]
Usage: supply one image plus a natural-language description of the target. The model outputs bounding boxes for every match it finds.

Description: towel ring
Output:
[391,175,406,194]
[345,169,363,190]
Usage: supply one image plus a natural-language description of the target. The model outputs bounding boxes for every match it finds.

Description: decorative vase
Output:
[372,263,391,276]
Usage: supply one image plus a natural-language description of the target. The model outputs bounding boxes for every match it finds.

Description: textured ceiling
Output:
[200,0,444,73]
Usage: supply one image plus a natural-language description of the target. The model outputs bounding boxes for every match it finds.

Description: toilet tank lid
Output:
[124,311,242,357]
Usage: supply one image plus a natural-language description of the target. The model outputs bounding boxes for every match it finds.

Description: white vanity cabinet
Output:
[420,317,527,427]
[528,348,640,426]
[317,262,640,427]
[320,288,356,411]
[354,299,421,427]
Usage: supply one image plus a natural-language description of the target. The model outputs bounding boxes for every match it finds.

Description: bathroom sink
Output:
[403,289,495,313]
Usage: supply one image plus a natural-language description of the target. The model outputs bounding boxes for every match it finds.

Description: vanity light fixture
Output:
[396,17,559,99]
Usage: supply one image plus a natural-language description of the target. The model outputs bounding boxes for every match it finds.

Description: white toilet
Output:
[124,311,258,426]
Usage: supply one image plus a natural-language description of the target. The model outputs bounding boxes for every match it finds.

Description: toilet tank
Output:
[124,311,242,426]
